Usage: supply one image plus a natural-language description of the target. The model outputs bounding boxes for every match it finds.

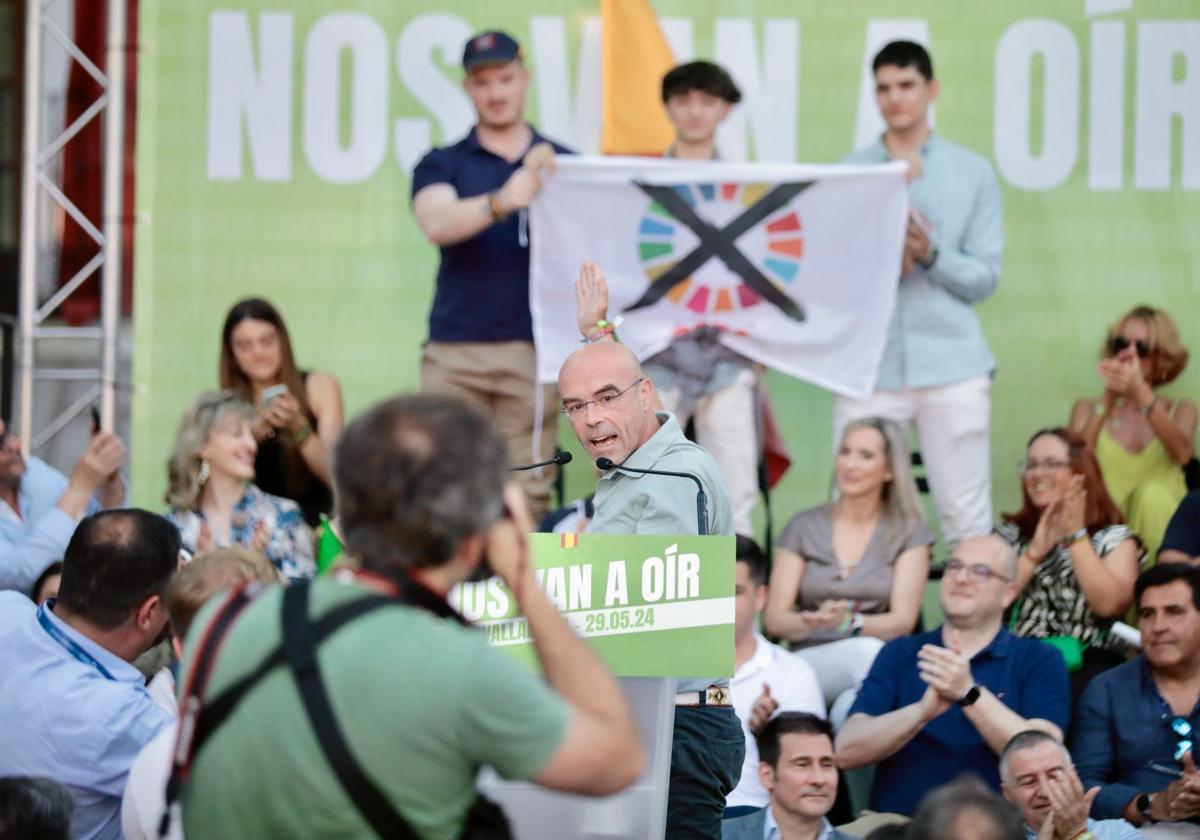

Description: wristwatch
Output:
[918,244,939,269]
[957,684,981,707]
[1136,792,1157,824]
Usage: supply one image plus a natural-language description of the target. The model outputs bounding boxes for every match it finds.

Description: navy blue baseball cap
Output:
[462,31,522,71]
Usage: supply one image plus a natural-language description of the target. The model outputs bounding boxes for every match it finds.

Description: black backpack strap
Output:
[160,582,260,837]
[191,592,394,759]
[280,580,422,840]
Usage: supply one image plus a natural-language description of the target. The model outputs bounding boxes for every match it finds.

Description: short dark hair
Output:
[755,711,834,769]
[1136,562,1200,610]
[736,534,767,585]
[873,40,934,82]
[335,395,507,572]
[0,776,75,839]
[863,825,909,840]
[56,509,181,630]
[661,60,742,104]
[908,777,1024,840]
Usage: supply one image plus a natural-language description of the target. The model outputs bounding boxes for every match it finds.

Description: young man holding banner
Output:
[623,61,763,536]
[558,338,741,839]
[411,30,570,520]
[836,40,1004,549]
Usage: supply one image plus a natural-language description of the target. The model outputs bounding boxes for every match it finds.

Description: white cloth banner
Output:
[530,156,909,398]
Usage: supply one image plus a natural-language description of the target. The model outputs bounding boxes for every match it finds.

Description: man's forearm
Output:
[418,194,498,246]
[963,689,1061,753]
[56,478,95,519]
[836,704,929,768]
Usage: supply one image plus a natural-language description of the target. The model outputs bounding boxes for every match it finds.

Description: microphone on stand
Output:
[595,457,709,536]
[509,451,573,472]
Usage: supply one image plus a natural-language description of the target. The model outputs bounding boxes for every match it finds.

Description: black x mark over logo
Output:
[623,181,813,322]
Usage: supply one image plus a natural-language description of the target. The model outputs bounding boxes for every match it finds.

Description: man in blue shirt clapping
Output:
[836,534,1070,815]
[1074,563,1200,836]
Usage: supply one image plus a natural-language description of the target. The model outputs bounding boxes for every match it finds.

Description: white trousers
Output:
[833,375,993,548]
[793,637,885,729]
[657,367,759,536]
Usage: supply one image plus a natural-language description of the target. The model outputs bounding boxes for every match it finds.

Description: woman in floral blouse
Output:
[1001,427,1142,699]
[165,391,315,580]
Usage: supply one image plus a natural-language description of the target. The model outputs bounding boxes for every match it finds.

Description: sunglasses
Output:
[1109,336,1152,357]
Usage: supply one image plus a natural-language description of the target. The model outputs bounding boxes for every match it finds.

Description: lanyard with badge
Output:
[36,599,118,681]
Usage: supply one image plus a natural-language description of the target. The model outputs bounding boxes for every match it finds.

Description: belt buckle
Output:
[704,687,729,706]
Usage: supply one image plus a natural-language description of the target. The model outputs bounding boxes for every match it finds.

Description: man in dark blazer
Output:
[723,713,855,840]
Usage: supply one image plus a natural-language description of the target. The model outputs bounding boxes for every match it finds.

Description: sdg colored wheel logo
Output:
[636,182,803,314]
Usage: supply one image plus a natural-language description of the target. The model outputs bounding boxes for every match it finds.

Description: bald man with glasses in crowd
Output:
[836,534,1071,816]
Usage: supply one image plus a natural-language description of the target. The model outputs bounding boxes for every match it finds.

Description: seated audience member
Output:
[836,534,1070,815]
[29,560,62,605]
[908,777,1027,840]
[1000,730,1141,839]
[219,298,343,526]
[177,395,644,837]
[765,417,932,713]
[1073,563,1200,837]
[1070,305,1195,560]
[729,535,825,814]
[122,546,282,840]
[0,776,75,840]
[722,713,854,840]
[0,417,126,592]
[1000,427,1141,696]
[1159,491,1200,565]
[165,390,314,579]
[0,509,178,840]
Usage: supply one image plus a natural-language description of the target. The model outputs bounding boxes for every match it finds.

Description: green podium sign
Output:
[452,533,735,678]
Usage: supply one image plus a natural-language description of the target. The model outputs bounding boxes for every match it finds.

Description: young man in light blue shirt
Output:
[0,509,178,840]
[838,40,1004,549]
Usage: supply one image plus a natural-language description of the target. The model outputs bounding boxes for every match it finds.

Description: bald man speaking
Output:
[558,318,739,839]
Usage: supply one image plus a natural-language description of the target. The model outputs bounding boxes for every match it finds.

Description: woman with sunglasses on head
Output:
[1001,427,1142,699]
[1070,306,1195,560]
[220,298,344,527]
[764,417,932,719]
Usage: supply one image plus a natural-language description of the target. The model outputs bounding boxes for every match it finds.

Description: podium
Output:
[478,677,676,840]
[466,533,736,839]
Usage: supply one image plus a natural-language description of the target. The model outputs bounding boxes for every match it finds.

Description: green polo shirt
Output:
[589,412,733,693]
[181,575,569,839]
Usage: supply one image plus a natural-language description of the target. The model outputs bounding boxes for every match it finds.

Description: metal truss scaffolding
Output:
[17,0,126,451]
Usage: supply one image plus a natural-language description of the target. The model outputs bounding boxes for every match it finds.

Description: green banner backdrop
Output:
[133,1,1200,544]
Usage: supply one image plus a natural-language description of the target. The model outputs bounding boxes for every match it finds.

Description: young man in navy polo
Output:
[835,534,1070,815]
[411,31,571,520]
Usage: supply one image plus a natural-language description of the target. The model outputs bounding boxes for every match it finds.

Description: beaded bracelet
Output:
[292,423,313,445]
[582,317,622,344]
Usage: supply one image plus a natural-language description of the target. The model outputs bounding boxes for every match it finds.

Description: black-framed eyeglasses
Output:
[561,378,645,418]
[944,558,1011,583]
[1018,458,1071,474]
[1110,336,1152,357]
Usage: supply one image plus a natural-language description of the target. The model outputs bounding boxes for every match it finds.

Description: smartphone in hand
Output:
[260,384,288,409]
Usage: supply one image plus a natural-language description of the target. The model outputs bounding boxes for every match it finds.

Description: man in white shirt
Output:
[728,535,825,813]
